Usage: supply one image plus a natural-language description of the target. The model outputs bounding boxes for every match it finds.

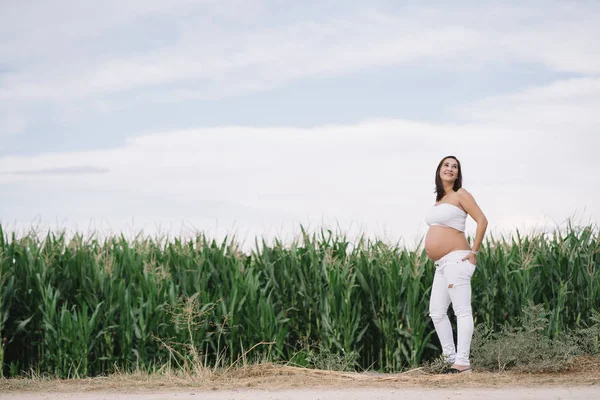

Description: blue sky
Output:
[1,1,599,248]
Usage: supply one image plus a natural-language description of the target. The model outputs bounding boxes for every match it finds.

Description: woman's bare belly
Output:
[425,226,471,261]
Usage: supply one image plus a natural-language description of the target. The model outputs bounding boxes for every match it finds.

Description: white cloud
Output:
[0,13,477,102]
[460,78,600,125]
[1,2,599,106]
[1,2,599,148]
[1,2,599,247]
[455,77,600,183]
[0,111,27,139]
[1,76,598,248]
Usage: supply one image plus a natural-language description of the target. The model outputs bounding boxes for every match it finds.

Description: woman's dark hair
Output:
[435,155,462,201]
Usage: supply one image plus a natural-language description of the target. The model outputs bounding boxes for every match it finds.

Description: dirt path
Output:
[1,388,599,400]
[2,363,599,400]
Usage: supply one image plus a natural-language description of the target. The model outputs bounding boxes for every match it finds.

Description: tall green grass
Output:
[0,222,598,377]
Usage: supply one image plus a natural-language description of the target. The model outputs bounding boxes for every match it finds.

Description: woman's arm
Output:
[457,188,488,262]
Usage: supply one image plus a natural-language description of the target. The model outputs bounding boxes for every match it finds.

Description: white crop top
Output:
[425,203,467,232]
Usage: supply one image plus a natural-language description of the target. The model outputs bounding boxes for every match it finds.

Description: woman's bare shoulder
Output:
[456,187,477,202]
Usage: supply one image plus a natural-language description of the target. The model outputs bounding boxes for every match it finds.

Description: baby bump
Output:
[425,226,470,261]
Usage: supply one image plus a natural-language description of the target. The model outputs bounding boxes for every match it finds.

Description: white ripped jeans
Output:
[429,250,476,367]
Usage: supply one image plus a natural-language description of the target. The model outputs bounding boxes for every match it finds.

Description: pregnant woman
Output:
[425,155,488,373]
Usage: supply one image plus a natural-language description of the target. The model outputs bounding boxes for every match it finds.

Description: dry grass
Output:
[1,356,598,393]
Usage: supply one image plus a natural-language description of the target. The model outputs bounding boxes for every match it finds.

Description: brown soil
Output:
[0,356,598,398]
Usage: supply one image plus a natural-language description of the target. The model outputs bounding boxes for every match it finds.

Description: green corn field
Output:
[0,222,598,378]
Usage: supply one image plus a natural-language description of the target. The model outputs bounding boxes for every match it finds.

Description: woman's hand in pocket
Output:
[461,252,477,267]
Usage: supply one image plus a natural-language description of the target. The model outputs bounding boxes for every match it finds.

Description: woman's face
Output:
[439,157,459,183]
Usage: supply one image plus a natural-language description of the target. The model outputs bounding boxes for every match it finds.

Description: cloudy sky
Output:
[1,0,598,249]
